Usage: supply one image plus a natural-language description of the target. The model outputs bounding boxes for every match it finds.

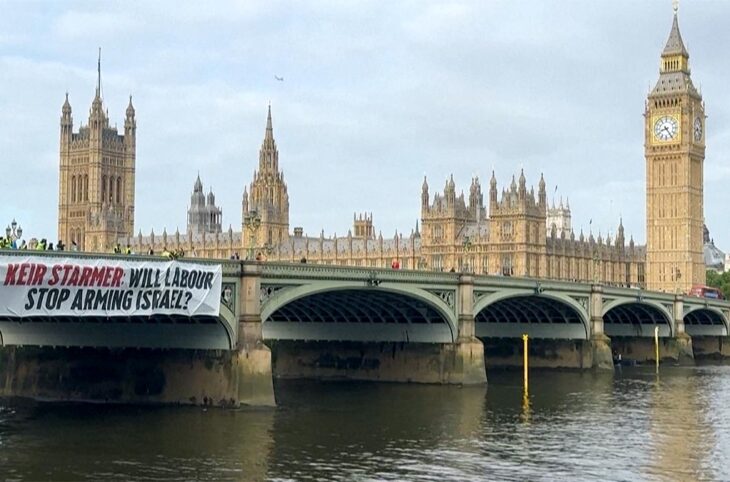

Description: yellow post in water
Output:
[654,325,660,372]
[522,333,529,393]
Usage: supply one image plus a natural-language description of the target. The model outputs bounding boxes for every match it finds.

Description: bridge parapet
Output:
[259,262,460,284]
[0,249,242,273]
[684,296,730,313]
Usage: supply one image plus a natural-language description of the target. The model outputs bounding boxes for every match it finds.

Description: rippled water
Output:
[2,365,730,481]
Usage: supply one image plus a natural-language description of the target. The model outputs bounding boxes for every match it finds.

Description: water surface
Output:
[2,365,729,481]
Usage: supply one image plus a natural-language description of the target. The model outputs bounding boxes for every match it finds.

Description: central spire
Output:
[265,103,273,141]
[96,47,102,100]
[258,104,279,173]
[88,48,108,127]
[89,48,106,124]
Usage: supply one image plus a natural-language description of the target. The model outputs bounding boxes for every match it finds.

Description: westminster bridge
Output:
[1,251,729,407]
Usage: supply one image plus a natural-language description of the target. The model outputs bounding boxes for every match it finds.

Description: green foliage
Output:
[705,270,730,300]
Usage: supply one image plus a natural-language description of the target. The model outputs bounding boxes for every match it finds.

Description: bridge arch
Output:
[261,283,457,343]
[602,300,673,337]
[473,292,589,340]
[683,307,729,337]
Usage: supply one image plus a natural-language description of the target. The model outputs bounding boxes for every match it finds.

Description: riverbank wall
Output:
[270,340,485,384]
[0,345,272,407]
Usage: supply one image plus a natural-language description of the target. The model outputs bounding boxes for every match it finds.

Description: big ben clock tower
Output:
[645,4,705,293]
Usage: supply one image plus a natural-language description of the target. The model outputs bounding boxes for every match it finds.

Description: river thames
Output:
[1,365,729,481]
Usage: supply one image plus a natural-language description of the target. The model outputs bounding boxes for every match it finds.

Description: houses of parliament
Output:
[57,8,706,293]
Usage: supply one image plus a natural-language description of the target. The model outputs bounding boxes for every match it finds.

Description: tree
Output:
[705,270,730,300]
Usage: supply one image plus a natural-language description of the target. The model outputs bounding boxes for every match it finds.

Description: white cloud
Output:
[53,11,140,40]
[1,0,730,250]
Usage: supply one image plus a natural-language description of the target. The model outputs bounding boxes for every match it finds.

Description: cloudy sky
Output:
[1,0,729,248]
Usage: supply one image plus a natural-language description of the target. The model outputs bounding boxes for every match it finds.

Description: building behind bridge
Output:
[58,9,710,292]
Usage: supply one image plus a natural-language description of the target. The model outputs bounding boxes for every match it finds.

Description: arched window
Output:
[74,228,83,249]
[501,255,513,276]
[116,177,122,204]
[102,175,107,202]
[84,175,89,201]
[71,175,76,202]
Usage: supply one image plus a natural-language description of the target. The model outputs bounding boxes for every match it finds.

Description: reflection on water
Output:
[2,366,730,481]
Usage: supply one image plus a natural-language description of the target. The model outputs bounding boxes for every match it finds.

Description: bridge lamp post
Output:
[674,267,682,294]
[395,232,400,269]
[244,210,261,260]
[462,236,473,273]
[260,242,275,261]
[5,219,22,247]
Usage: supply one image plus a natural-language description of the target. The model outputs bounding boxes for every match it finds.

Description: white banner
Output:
[0,255,222,318]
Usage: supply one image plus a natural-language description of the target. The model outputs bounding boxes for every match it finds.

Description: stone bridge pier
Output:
[452,275,488,384]
[234,264,276,406]
[671,295,695,364]
[588,286,614,370]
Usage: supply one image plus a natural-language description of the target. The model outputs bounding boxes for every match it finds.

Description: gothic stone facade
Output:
[420,171,645,285]
[58,77,136,252]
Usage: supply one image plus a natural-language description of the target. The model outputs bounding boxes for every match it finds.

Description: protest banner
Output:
[0,256,222,318]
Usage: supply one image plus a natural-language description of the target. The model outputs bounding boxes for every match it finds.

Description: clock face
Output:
[654,116,679,141]
[694,117,703,141]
